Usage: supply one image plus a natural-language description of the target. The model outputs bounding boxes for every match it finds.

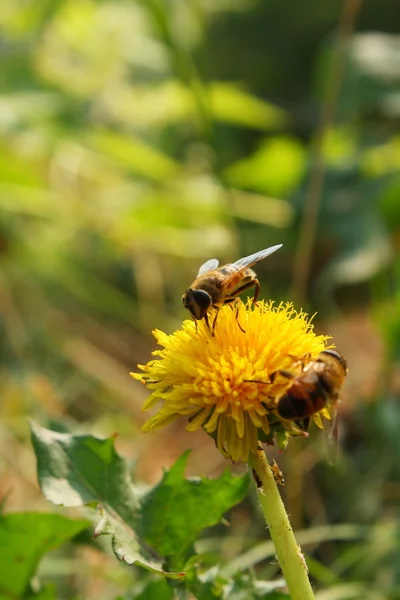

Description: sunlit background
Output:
[1,0,399,598]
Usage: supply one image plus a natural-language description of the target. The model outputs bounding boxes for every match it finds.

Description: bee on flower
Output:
[131,299,346,463]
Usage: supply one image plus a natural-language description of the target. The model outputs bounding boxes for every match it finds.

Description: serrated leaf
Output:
[0,512,88,598]
[31,423,250,579]
[140,452,250,567]
[30,422,183,578]
[31,421,140,516]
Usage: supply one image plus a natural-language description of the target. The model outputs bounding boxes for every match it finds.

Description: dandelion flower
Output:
[131,300,331,462]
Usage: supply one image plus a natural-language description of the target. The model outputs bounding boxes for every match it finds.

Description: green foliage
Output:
[31,421,173,576]
[118,579,174,600]
[209,83,288,131]
[223,136,305,197]
[0,512,89,600]
[139,451,250,569]
[31,423,251,581]
[87,131,181,182]
[118,573,288,600]
[24,589,56,600]
[30,422,296,597]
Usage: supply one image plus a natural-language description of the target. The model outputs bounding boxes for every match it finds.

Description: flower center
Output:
[192,350,290,415]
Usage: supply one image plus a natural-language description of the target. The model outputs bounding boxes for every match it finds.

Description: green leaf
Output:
[31,422,179,578]
[103,81,288,133]
[209,83,288,131]
[86,130,180,182]
[31,423,250,578]
[25,586,57,600]
[140,452,250,568]
[0,512,89,598]
[223,136,305,197]
[31,421,140,513]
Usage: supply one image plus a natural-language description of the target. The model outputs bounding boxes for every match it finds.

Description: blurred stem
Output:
[291,0,362,305]
[144,0,214,143]
[248,445,315,600]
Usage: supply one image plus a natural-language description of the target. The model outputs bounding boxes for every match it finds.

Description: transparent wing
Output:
[327,404,340,465]
[197,258,219,276]
[223,244,282,282]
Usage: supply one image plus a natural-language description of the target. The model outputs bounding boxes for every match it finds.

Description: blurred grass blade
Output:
[209,83,288,131]
[223,136,305,197]
[315,583,387,600]
[230,190,294,228]
[86,131,180,182]
[219,524,369,577]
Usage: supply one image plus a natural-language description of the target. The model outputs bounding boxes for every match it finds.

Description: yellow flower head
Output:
[131,300,332,462]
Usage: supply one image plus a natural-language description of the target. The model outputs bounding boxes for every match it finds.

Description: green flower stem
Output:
[248,445,315,600]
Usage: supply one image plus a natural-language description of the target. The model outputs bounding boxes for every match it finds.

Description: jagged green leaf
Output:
[31,423,249,579]
[30,421,182,578]
[140,452,251,568]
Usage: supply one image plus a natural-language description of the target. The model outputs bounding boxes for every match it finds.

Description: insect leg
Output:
[295,418,309,431]
[224,278,260,306]
[234,301,246,333]
[269,369,294,384]
[212,307,220,335]
[287,352,311,368]
[222,297,246,332]
[252,278,260,305]
[224,279,257,301]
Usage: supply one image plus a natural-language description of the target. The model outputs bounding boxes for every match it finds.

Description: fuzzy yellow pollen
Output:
[131,299,331,462]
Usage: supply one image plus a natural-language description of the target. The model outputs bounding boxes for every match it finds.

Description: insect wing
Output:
[223,244,282,284]
[197,258,220,276]
[232,245,282,271]
[326,406,340,465]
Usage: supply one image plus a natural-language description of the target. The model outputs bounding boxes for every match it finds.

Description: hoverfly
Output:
[274,349,347,461]
[274,349,348,430]
[182,245,282,333]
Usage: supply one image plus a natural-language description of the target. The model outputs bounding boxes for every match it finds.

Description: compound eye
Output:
[191,290,212,319]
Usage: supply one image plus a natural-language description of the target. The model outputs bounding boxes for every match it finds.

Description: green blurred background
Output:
[1,0,400,598]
